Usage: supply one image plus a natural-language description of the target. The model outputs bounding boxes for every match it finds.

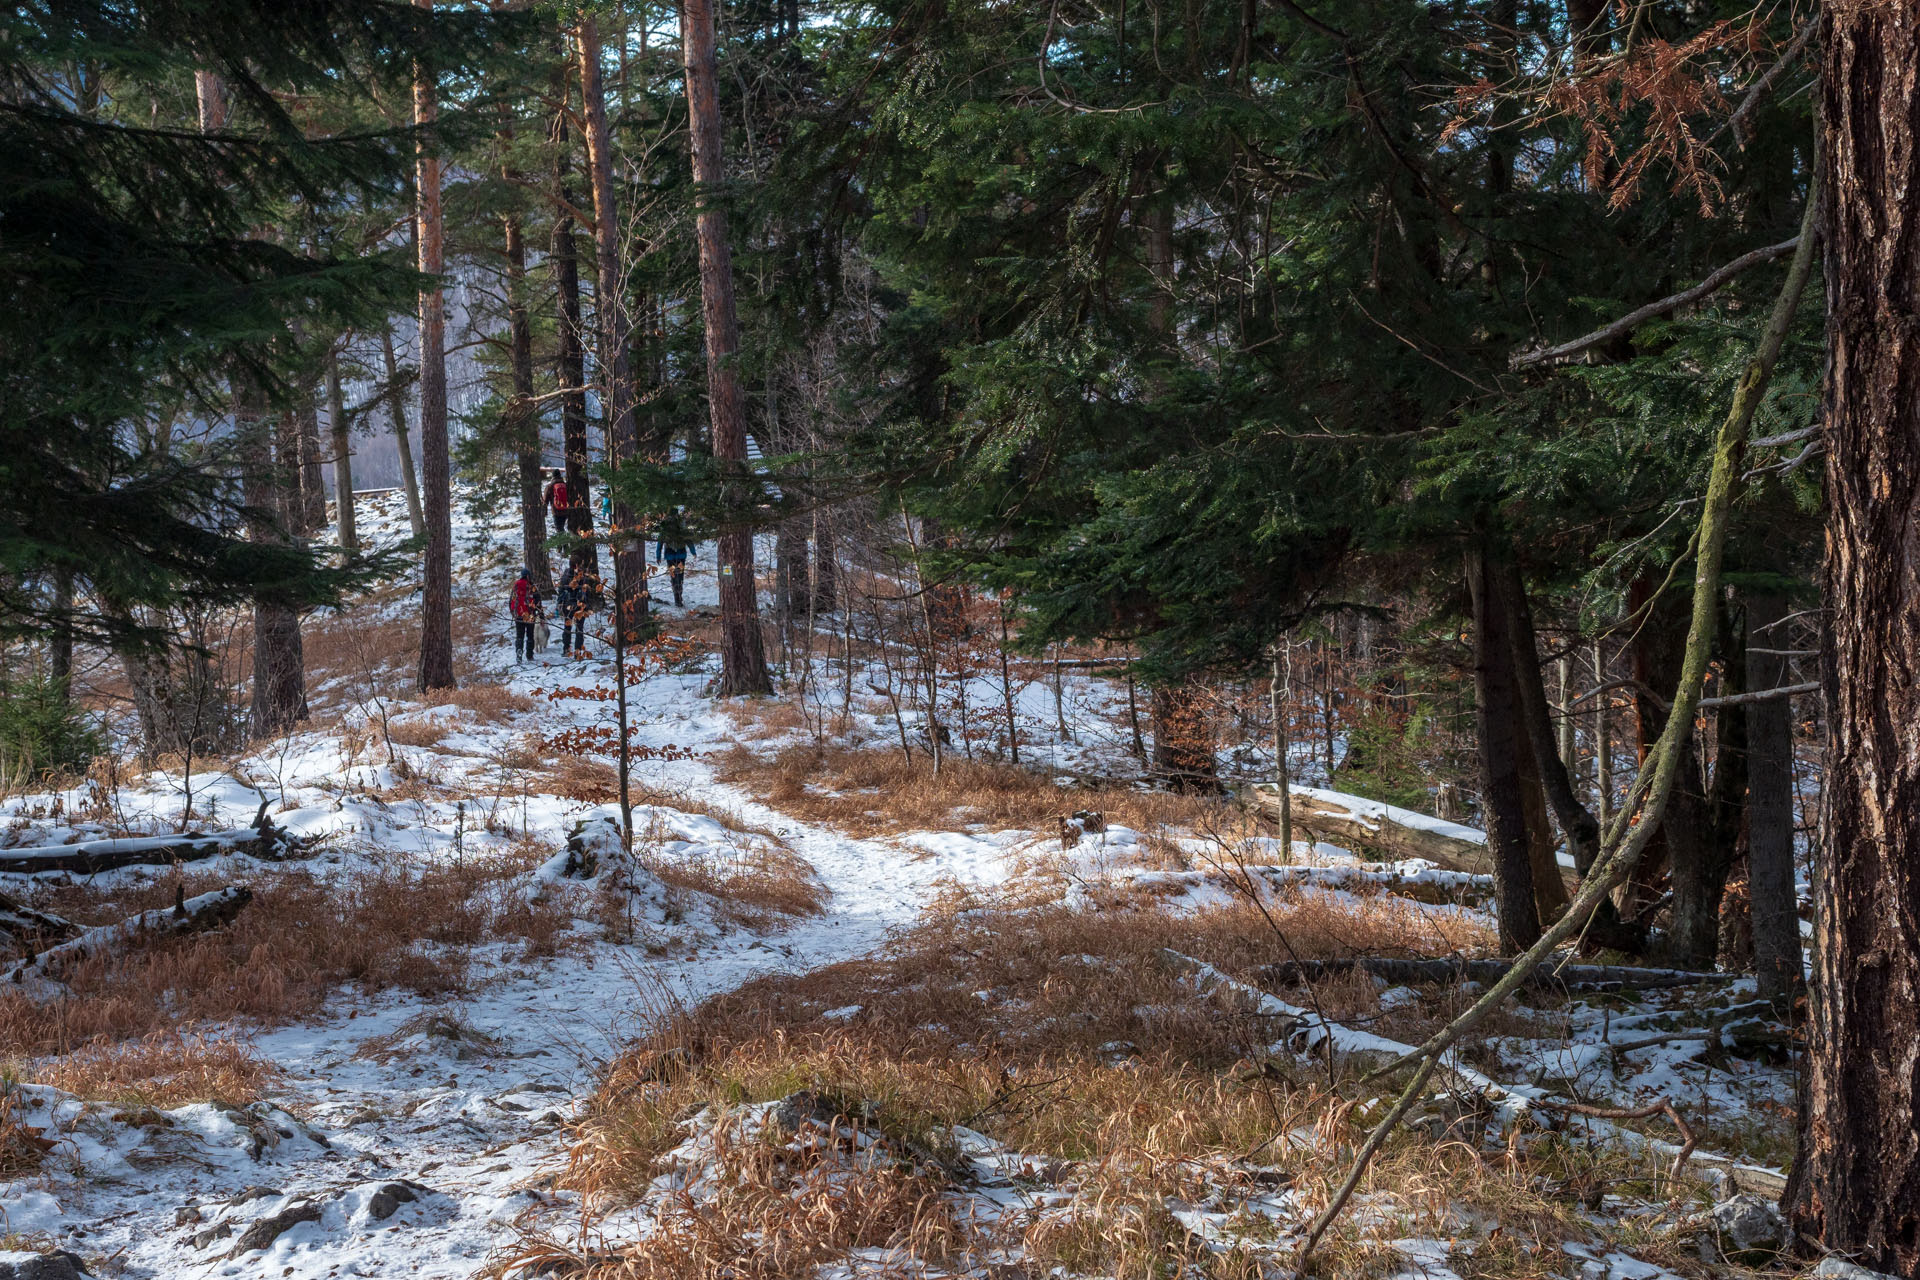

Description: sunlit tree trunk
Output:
[414,0,453,690]
[548,81,597,573]
[1791,9,1920,1262]
[503,185,550,594]
[575,14,649,628]
[683,0,771,694]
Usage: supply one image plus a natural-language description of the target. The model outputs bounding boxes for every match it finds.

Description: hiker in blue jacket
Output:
[655,510,697,608]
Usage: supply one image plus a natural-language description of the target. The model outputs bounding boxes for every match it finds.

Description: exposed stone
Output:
[226,1199,321,1257]
[364,1180,432,1222]
[0,1252,90,1280]
[189,1222,231,1250]
[1708,1193,1786,1263]
[1813,1259,1905,1280]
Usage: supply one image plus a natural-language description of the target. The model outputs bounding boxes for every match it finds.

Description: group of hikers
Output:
[508,470,699,662]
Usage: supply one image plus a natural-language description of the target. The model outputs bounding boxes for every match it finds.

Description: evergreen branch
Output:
[1511,235,1801,369]
[1296,136,1823,1267]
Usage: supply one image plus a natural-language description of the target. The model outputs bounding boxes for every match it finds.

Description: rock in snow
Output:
[1707,1192,1786,1262]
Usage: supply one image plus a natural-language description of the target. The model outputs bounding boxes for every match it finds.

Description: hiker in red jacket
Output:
[542,469,571,536]
[509,569,544,662]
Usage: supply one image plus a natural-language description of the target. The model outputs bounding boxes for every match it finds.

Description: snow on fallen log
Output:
[1132,861,1494,907]
[0,814,302,876]
[0,890,76,945]
[4,886,253,991]
[1160,948,1535,1120]
[1254,956,1736,994]
[1248,784,1491,874]
[1161,949,1788,1195]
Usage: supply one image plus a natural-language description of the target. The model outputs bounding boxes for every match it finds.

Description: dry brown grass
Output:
[0,851,574,1055]
[0,1088,53,1177]
[715,741,1250,842]
[423,683,535,723]
[637,839,828,930]
[542,889,1612,1280]
[386,718,453,750]
[547,755,620,803]
[23,1030,279,1108]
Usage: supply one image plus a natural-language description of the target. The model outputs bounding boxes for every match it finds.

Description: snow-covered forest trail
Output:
[0,491,1025,1278]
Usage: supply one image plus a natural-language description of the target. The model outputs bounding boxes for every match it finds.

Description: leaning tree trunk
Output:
[1467,545,1539,953]
[326,347,355,552]
[576,15,649,629]
[1791,12,1920,1266]
[683,0,771,695]
[414,0,454,691]
[549,87,598,574]
[503,204,551,594]
[379,323,425,540]
[1744,591,1802,1009]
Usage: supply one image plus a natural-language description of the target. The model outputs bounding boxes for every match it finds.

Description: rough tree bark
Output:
[549,88,597,573]
[295,387,327,537]
[503,203,551,594]
[414,0,454,691]
[326,347,355,552]
[683,0,771,694]
[237,380,308,738]
[199,68,303,738]
[1497,562,1644,949]
[1467,545,1539,953]
[1791,10,1920,1265]
[575,15,649,627]
[379,324,425,540]
[48,569,72,691]
[1149,685,1220,792]
[1744,591,1802,1009]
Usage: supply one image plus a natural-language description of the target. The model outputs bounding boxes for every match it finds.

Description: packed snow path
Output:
[37,785,996,1279]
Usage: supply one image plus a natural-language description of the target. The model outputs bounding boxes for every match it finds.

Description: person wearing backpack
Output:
[555,557,589,657]
[542,469,571,536]
[655,510,698,608]
[509,568,544,662]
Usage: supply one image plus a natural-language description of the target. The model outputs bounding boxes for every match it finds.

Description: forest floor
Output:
[0,492,1805,1280]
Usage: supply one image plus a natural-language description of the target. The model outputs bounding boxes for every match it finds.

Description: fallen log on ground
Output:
[1248,784,1492,874]
[5,886,253,989]
[1254,956,1737,994]
[1131,862,1495,907]
[1161,949,1786,1196]
[0,809,300,876]
[0,891,76,948]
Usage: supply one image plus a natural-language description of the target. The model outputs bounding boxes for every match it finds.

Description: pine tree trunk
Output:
[48,569,72,692]
[326,347,355,552]
[237,381,308,738]
[1149,684,1219,793]
[1791,12,1920,1262]
[1744,591,1801,1008]
[503,207,550,594]
[379,324,425,540]
[575,15,649,629]
[1467,546,1539,953]
[414,0,454,691]
[683,0,771,695]
[811,507,838,613]
[549,89,598,573]
[296,388,327,536]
